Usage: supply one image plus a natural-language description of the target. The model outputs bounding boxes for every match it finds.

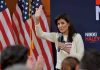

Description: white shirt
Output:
[35,24,84,69]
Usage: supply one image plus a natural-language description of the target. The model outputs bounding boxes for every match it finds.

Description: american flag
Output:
[0,0,15,52]
[12,0,54,70]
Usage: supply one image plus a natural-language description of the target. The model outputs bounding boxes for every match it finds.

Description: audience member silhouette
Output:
[0,45,44,70]
[61,56,80,70]
[80,49,100,70]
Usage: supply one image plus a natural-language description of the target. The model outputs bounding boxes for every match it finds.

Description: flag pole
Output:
[28,0,34,56]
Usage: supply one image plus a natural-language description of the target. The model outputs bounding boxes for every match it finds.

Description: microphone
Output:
[58,33,63,52]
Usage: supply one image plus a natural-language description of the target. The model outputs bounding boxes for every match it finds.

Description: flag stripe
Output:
[12,14,24,45]
[24,20,31,37]
[0,20,10,45]
[39,19,54,69]
[12,14,22,44]
[13,6,29,47]
[32,18,51,69]
[36,35,51,69]
[40,10,53,57]
[13,10,24,44]
[40,17,53,55]
[32,19,50,69]
[2,10,15,44]
[13,6,26,44]
[0,30,7,49]
[32,27,48,70]
[39,11,54,68]
[12,19,21,44]
[0,41,3,51]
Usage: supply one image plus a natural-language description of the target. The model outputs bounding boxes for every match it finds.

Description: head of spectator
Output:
[80,48,100,70]
[1,45,44,70]
[0,45,33,70]
[61,56,80,70]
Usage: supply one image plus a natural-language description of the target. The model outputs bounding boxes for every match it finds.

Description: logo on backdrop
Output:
[85,32,100,42]
[96,0,100,21]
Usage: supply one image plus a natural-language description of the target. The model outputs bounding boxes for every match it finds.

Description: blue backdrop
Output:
[50,0,100,50]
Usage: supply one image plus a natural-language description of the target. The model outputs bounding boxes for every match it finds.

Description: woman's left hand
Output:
[58,42,71,53]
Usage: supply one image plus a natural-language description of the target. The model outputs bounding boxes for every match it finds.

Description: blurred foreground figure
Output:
[0,45,44,70]
[5,64,30,70]
[81,49,100,70]
[61,57,80,70]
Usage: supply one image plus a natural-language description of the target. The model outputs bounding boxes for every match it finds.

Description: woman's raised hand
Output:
[35,5,43,19]
[34,5,43,25]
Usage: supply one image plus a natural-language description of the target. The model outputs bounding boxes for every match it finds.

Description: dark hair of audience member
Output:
[0,45,30,70]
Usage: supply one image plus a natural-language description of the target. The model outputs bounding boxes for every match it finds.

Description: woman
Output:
[35,5,84,70]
